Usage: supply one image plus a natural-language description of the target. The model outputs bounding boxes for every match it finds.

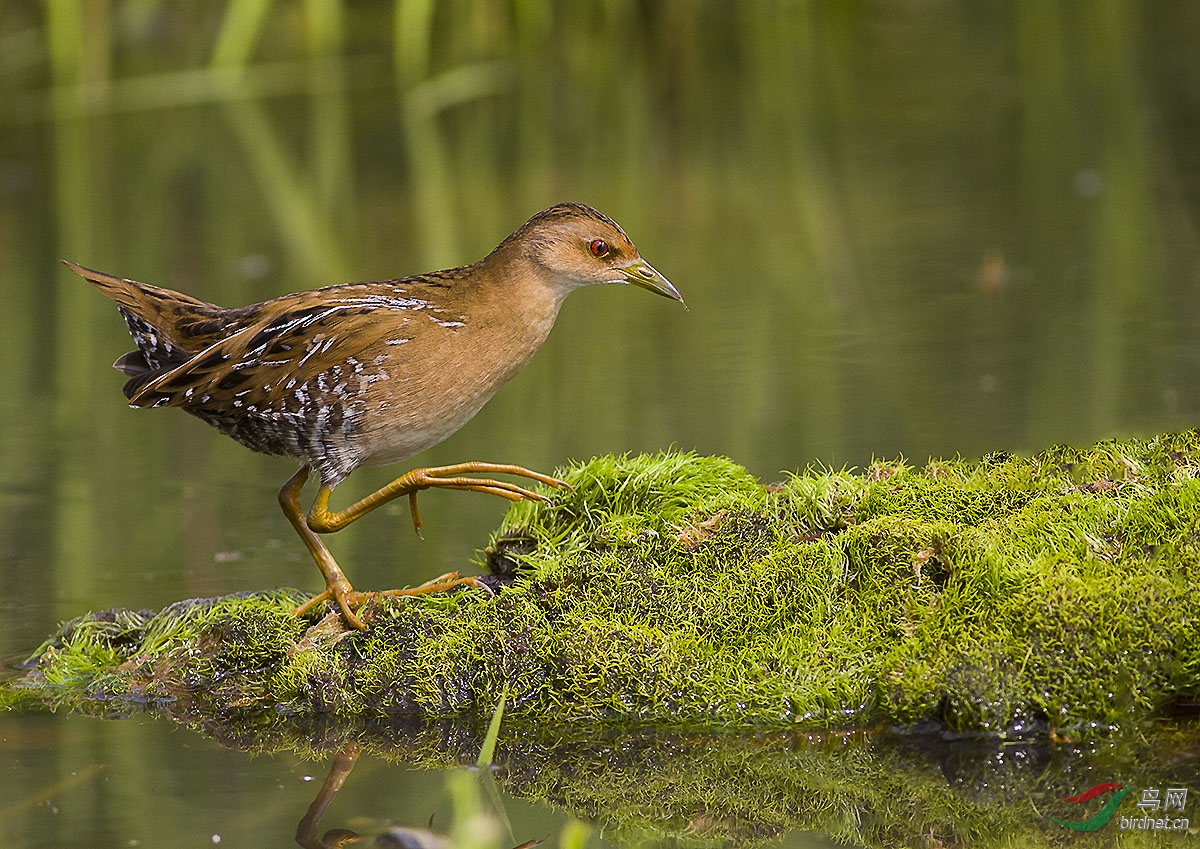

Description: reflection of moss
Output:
[6,436,1200,734]
[491,726,1188,849]
[17,693,1197,849]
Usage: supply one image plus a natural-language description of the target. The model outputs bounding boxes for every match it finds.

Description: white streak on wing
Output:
[427,315,466,328]
[296,337,327,368]
[327,295,430,311]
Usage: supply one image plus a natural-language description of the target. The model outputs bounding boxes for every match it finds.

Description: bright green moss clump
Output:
[7,435,1200,735]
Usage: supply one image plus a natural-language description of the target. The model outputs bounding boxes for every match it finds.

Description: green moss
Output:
[6,436,1200,735]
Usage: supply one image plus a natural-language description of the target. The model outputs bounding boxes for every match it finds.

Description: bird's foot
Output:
[293,573,369,630]
[292,571,492,631]
[398,462,570,536]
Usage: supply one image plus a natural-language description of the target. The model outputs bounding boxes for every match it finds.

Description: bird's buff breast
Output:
[349,311,552,471]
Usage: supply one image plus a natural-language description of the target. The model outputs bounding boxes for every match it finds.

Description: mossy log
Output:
[7,433,1200,735]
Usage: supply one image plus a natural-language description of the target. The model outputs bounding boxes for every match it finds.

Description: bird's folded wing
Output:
[125,306,393,412]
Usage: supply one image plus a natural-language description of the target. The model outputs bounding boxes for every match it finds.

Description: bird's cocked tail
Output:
[64,260,228,398]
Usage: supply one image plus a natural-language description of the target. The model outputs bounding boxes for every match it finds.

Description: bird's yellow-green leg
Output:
[306,462,568,537]
[279,465,368,630]
[284,463,564,629]
[282,471,484,629]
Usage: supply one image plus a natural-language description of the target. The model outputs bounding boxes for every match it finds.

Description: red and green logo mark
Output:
[1048,783,1132,831]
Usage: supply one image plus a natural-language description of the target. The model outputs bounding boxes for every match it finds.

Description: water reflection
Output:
[295,744,366,849]
[294,744,546,849]
[4,704,1197,848]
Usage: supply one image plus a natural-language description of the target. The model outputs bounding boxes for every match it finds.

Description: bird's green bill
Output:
[619,261,686,306]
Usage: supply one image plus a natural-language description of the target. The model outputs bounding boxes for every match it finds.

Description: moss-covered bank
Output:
[6,432,1200,734]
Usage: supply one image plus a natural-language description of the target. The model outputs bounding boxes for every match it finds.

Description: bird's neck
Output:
[454,247,572,381]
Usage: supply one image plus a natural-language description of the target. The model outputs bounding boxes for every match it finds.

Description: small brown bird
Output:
[68,203,683,629]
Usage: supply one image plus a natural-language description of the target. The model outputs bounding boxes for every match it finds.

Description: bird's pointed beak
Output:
[617,260,686,307]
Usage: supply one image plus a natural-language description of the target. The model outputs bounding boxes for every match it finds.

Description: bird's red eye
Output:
[589,239,610,258]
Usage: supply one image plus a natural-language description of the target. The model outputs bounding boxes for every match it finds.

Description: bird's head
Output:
[509,203,685,305]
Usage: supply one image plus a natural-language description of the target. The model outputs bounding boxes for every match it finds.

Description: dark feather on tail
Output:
[65,261,233,400]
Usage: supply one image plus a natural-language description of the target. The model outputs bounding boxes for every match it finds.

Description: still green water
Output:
[2,2,1200,847]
